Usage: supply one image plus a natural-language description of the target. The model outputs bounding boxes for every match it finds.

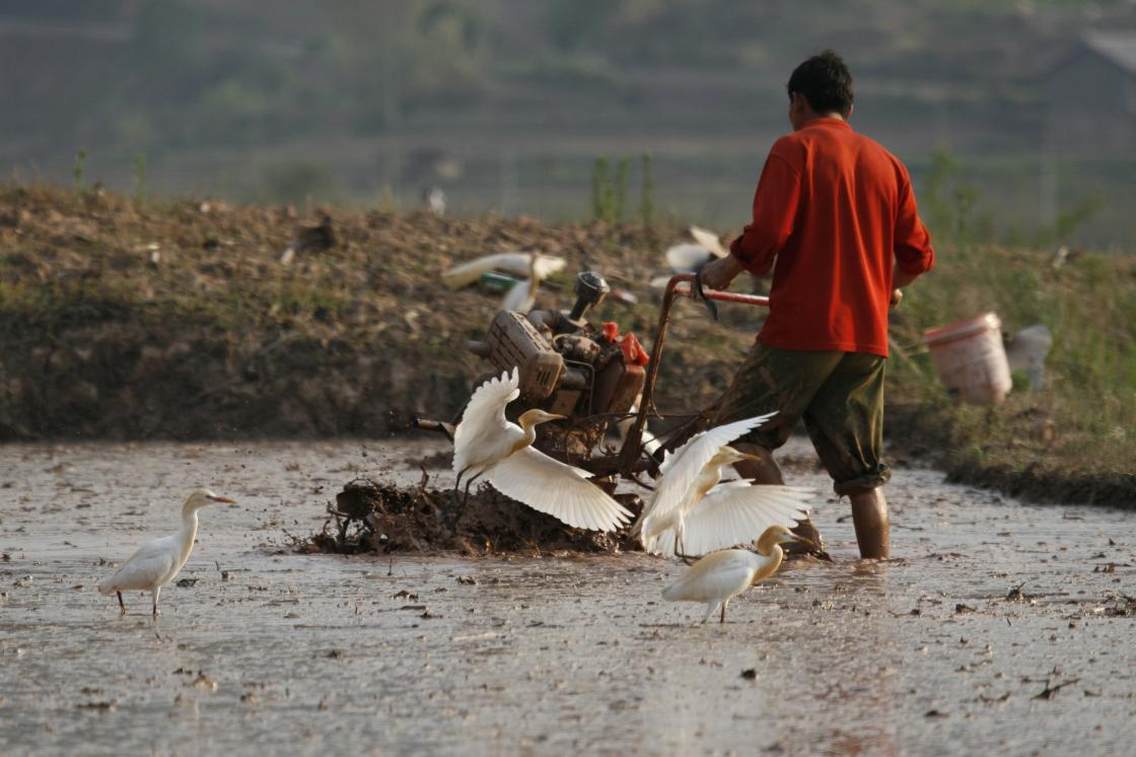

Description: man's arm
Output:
[700,149,801,291]
[893,169,934,288]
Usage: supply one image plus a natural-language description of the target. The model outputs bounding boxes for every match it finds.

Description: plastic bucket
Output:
[923,313,1012,404]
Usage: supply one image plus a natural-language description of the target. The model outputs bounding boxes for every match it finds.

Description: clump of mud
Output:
[301,476,642,556]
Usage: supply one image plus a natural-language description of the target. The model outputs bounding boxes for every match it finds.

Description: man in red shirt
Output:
[699,51,934,559]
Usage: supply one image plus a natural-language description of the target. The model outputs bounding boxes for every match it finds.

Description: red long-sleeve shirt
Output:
[730,118,934,357]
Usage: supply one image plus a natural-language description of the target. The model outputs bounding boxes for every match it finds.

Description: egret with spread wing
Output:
[452,368,632,532]
[635,414,814,558]
[663,525,812,623]
[98,488,236,617]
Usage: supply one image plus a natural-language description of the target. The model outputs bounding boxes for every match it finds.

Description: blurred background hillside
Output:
[2,0,1135,246]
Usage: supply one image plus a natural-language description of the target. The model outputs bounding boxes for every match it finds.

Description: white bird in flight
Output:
[501,252,555,313]
[98,488,236,617]
[650,226,729,289]
[442,251,566,291]
[663,524,812,623]
[635,413,813,558]
[452,368,632,531]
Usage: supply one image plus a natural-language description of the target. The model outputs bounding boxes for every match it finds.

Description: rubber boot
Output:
[849,488,890,559]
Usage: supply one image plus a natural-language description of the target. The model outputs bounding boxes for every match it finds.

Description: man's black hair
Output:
[787,50,854,117]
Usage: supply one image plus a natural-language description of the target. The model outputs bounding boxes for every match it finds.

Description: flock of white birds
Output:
[100,368,817,624]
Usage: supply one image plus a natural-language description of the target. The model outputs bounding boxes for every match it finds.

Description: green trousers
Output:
[711,343,890,496]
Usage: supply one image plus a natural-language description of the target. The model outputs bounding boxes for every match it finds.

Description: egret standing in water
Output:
[452,368,632,532]
[635,414,813,558]
[662,524,813,623]
[98,488,236,617]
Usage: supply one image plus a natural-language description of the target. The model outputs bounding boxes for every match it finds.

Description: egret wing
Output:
[639,413,778,526]
[453,368,520,475]
[530,254,566,280]
[485,447,632,531]
[99,538,179,593]
[665,243,713,273]
[654,484,814,558]
[689,226,727,258]
[442,252,565,290]
[441,252,531,289]
[501,279,534,312]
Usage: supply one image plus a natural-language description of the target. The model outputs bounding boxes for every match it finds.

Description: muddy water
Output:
[1,439,1134,756]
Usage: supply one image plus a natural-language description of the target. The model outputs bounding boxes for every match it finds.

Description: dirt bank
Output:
[0,184,745,441]
[2,184,1133,509]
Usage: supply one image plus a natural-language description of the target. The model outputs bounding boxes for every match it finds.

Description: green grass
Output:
[887,235,1135,491]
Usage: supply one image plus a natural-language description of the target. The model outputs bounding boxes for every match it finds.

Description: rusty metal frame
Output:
[616,273,769,473]
[416,273,769,480]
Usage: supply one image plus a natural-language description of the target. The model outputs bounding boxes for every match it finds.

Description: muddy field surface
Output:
[1,438,1134,756]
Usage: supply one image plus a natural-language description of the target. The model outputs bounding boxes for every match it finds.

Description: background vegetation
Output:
[2,0,1135,245]
[0,180,1131,505]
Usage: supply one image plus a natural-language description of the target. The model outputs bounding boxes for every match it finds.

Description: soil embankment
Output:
[0,185,744,440]
[2,185,1132,507]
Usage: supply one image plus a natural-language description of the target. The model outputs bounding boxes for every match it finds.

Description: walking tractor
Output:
[416,270,770,497]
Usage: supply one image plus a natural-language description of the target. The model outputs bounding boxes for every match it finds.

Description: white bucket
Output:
[923,313,1012,404]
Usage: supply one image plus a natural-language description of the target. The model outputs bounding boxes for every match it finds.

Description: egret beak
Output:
[738,452,764,464]
[784,531,819,551]
[543,413,567,422]
[208,495,237,505]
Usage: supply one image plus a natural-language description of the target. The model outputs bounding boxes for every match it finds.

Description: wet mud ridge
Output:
[301,476,641,555]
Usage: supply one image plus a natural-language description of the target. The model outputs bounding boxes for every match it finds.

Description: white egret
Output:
[664,243,716,274]
[452,368,632,531]
[501,252,550,313]
[688,225,728,258]
[652,227,726,289]
[423,186,447,216]
[662,524,812,623]
[98,489,236,617]
[442,252,566,290]
[635,414,813,558]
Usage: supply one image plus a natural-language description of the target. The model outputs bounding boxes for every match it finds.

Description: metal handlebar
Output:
[617,273,770,471]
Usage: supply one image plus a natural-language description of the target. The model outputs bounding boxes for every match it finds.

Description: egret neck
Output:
[176,499,203,569]
[691,449,734,502]
[512,409,564,455]
[752,527,788,583]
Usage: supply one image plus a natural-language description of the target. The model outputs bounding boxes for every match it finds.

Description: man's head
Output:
[787,50,854,130]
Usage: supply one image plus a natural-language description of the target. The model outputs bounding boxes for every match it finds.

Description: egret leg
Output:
[461,472,484,508]
[152,586,161,618]
[675,531,698,566]
[447,466,475,530]
[452,467,469,507]
[702,602,721,624]
[720,599,730,624]
[116,591,126,616]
